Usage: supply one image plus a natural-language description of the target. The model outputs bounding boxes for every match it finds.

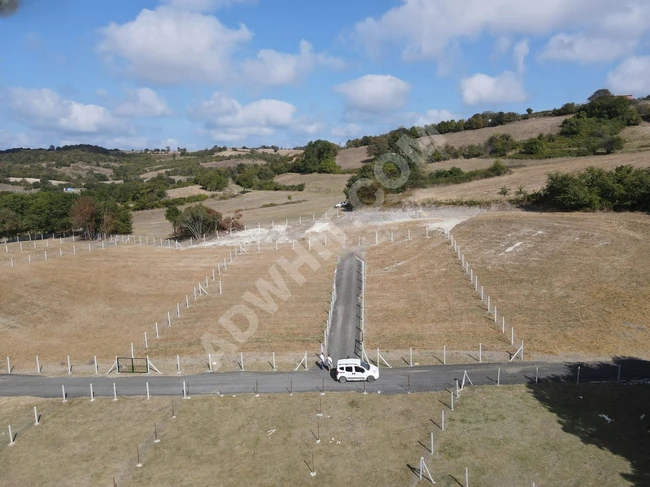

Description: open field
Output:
[0,183,33,193]
[407,151,650,203]
[365,233,514,362]
[132,174,349,237]
[621,121,650,151]
[336,146,371,170]
[435,383,650,486]
[0,244,235,373]
[144,238,339,374]
[420,115,569,149]
[451,211,650,360]
[0,234,341,375]
[201,158,268,169]
[0,391,448,487]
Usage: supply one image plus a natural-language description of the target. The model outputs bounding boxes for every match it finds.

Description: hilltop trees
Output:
[295,140,341,174]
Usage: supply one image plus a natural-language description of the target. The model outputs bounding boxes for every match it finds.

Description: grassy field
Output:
[0,235,341,375]
[407,151,650,203]
[451,211,650,360]
[132,174,349,237]
[336,146,371,170]
[145,238,339,374]
[0,244,234,373]
[435,383,650,486]
[0,392,449,487]
[2,383,645,486]
[365,233,515,363]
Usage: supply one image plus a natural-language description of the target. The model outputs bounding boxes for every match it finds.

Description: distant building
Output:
[618,94,634,100]
[64,187,82,194]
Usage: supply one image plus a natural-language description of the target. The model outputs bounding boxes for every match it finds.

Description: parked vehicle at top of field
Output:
[336,358,379,383]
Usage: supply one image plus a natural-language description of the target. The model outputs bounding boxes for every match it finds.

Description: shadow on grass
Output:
[528,358,650,487]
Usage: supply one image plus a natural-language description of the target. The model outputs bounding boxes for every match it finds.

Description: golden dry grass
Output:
[145,239,339,374]
[0,392,447,487]
[621,121,650,151]
[420,116,569,149]
[132,174,348,237]
[408,151,650,203]
[336,146,371,170]
[451,211,650,360]
[0,244,235,373]
[201,158,268,169]
[165,185,213,198]
[365,234,514,361]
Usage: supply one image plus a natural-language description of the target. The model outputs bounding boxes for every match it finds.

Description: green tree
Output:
[176,204,221,239]
[588,89,613,102]
[195,169,229,191]
[165,206,181,235]
[526,108,533,115]
[317,157,341,174]
[296,140,340,173]
[603,136,625,154]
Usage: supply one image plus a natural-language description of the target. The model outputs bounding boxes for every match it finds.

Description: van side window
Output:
[345,366,353,373]
[354,366,364,373]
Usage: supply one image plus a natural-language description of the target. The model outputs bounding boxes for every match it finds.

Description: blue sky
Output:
[1,0,650,150]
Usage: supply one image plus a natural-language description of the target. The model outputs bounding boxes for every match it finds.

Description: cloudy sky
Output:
[1,0,649,150]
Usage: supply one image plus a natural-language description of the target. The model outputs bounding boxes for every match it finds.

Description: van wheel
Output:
[367,376,375,383]
[339,376,347,383]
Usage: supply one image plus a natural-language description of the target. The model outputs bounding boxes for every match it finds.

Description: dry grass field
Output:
[165,185,215,198]
[336,146,371,170]
[420,116,569,149]
[145,238,339,374]
[0,235,341,375]
[621,121,650,151]
[435,384,649,487]
[0,392,448,487]
[0,244,235,373]
[451,211,650,360]
[132,174,349,237]
[201,158,268,169]
[408,151,650,203]
[365,234,514,362]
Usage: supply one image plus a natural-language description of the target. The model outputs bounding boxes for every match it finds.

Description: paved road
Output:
[1,360,648,399]
[327,252,362,362]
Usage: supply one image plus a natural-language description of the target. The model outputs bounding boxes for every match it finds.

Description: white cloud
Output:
[606,56,650,95]
[159,0,256,12]
[540,33,637,63]
[353,0,650,65]
[412,109,458,127]
[97,7,252,84]
[241,40,345,88]
[114,88,172,118]
[513,39,529,74]
[491,36,511,60]
[334,74,411,113]
[460,71,526,105]
[189,92,297,141]
[7,88,125,135]
[95,88,109,97]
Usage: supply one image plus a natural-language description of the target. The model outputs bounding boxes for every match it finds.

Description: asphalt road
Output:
[326,252,362,362]
[1,360,647,399]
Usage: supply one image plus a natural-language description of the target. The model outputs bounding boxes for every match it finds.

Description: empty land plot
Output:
[451,211,650,360]
[0,392,448,487]
[132,174,348,237]
[407,151,650,203]
[147,239,339,373]
[0,397,171,487]
[336,146,371,170]
[0,245,234,373]
[435,384,650,487]
[365,235,511,360]
[0,237,107,268]
[418,116,568,149]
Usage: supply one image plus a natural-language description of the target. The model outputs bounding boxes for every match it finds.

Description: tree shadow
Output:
[527,357,650,486]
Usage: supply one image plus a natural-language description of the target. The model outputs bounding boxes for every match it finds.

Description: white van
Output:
[336,358,379,383]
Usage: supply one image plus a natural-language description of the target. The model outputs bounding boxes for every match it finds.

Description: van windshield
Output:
[361,361,370,371]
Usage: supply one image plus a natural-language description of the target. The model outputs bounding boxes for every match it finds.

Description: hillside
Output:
[419,115,569,149]
[335,116,571,171]
[406,151,650,204]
